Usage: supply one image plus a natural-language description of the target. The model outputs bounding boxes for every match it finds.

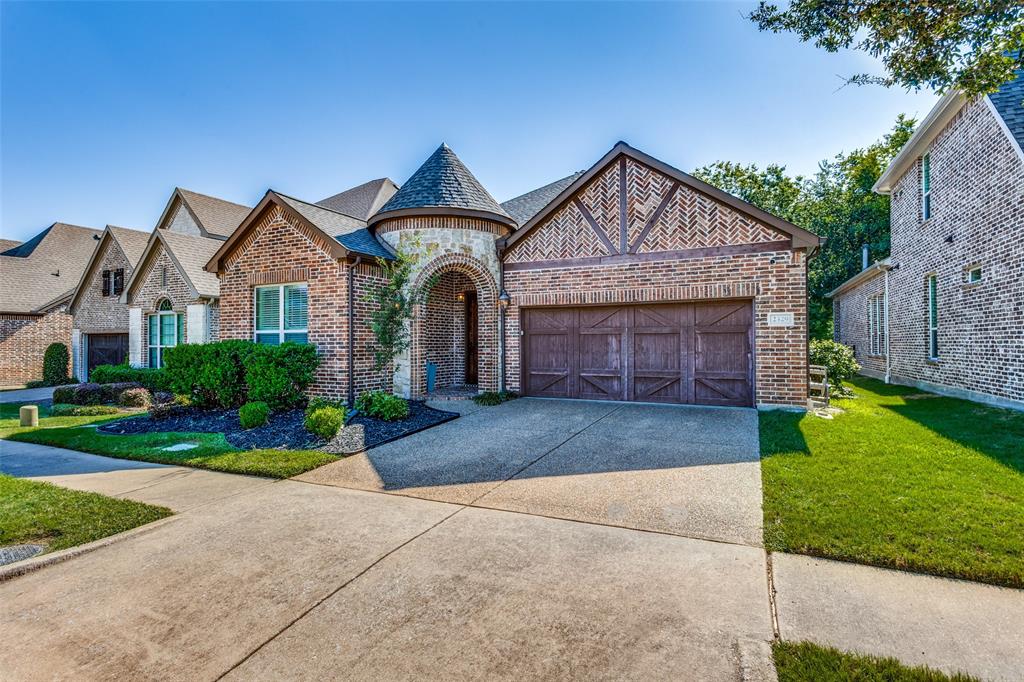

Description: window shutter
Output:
[102,270,111,297]
[255,287,280,331]
[283,284,308,331]
[177,313,185,345]
[148,315,159,346]
[113,269,125,295]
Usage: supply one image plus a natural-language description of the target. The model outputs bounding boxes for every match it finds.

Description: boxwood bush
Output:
[305,406,344,440]
[91,363,168,391]
[53,382,141,405]
[239,401,270,429]
[355,390,409,421]
[809,339,860,391]
[162,340,319,410]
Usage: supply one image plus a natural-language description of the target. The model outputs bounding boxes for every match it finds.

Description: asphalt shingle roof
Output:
[317,178,398,220]
[108,226,151,267]
[276,193,393,260]
[0,223,103,313]
[177,189,252,238]
[989,68,1024,152]
[374,144,511,222]
[158,230,225,298]
[501,171,586,226]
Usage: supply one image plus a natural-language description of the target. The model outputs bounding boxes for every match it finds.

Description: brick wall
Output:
[832,274,887,376]
[131,242,196,366]
[0,309,72,385]
[838,96,1024,404]
[218,204,391,401]
[73,237,132,333]
[503,251,809,406]
[503,154,810,407]
[422,270,474,388]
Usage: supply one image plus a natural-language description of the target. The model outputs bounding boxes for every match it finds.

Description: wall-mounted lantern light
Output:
[498,289,511,307]
[456,292,465,302]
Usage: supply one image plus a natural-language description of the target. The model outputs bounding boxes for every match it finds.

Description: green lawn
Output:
[760,377,1024,588]
[0,475,172,552]
[2,402,338,479]
[773,641,977,682]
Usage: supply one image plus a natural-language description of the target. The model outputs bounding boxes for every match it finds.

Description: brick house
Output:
[0,223,103,385]
[122,188,250,368]
[67,225,150,380]
[207,142,821,409]
[830,72,1024,410]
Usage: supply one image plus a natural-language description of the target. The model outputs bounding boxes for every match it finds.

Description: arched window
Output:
[148,299,183,368]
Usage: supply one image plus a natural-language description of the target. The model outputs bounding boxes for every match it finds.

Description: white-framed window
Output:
[921,154,932,221]
[927,274,939,359]
[255,283,308,344]
[867,293,886,356]
[148,299,183,368]
[967,266,982,283]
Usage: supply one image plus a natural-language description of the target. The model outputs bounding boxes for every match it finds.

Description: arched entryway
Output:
[409,254,498,398]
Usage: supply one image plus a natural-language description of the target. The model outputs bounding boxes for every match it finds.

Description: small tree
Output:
[42,342,71,386]
[363,241,437,386]
[809,339,860,394]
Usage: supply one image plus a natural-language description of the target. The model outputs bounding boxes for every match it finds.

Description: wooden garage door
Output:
[521,302,753,407]
[87,333,128,374]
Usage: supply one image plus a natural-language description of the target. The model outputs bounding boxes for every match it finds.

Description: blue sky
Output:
[1,1,938,242]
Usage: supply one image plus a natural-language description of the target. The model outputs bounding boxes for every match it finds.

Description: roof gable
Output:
[154,188,250,239]
[68,226,147,313]
[371,144,513,226]
[317,178,399,220]
[124,229,223,302]
[988,69,1024,156]
[205,191,394,274]
[503,142,820,253]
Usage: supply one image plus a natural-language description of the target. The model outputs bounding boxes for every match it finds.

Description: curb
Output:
[0,515,179,583]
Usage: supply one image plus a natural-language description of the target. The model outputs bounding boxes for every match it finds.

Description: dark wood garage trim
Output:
[520,301,755,407]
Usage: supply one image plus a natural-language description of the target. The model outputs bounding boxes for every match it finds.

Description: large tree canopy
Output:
[750,0,1023,96]
[693,115,915,339]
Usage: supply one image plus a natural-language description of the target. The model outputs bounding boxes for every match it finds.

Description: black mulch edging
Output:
[96,401,459,453]
[322,401,459,455]
[98,407,319,450]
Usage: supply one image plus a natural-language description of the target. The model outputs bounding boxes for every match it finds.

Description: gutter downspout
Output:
[347,256,362,407]
[497,246,506,394]
[884,264,891,384]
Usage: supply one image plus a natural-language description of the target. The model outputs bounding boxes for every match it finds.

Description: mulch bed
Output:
[97,401,459,453]
[321,401,459,455]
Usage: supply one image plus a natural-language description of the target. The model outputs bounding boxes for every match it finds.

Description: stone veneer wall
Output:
[377,216,502,397]
[0,309,72,385]
[839,96,1024,405]
[73,237,133,333]
[218,205,390,401]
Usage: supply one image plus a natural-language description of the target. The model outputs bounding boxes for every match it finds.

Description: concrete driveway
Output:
[298,398,764,546]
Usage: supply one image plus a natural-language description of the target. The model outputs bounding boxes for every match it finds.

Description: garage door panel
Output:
[522,302,752,406]
[87,334,128,375]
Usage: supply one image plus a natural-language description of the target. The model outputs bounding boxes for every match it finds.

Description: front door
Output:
[464,291,478,384]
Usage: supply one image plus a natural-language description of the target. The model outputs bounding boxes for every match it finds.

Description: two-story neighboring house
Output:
[830,72,1024,410]
[66,225,150,380]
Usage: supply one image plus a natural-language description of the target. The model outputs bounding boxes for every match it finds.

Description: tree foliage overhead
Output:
[693,115,915,340]
[750,0,1023,96]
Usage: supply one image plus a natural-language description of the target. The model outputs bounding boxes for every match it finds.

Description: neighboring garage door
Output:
[87,334,128,375]
[521,302,753,407]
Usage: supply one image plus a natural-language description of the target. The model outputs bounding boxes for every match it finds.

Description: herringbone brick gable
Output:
[506,156,789,263]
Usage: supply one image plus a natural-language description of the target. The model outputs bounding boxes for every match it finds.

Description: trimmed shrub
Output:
[239,401,270,429]
[50,404,122,417]
[355,390,409,421]
[245,342,320,411]
[472,390,519,406]
[163,340,256,408]
[152,391,173,405]
[118,387,152,408]
[91,363,168,391]
[305,406,344,440]
[305,396,346,417]
[42,343,71,386]
[25,380,47,389]
[809,339,861,389]
[53,381,142,405]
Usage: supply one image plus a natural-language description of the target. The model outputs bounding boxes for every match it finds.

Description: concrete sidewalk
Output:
[1,440,272,512]
[0,385,54,404]
[772,553,1024,682]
